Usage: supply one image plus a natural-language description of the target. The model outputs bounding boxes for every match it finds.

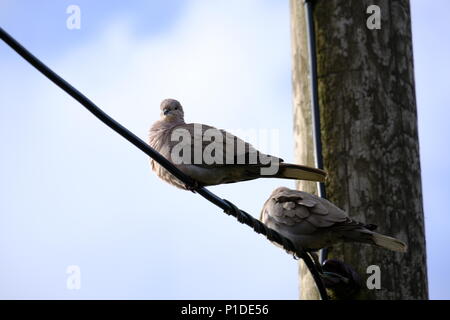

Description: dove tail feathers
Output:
[371,233,407,252]
[272,163,326,182]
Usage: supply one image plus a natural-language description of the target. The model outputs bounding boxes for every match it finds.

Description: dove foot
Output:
[185,180,202,193]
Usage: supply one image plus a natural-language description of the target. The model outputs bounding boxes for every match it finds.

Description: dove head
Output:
[160,99,184,122]
[271,186,290,196]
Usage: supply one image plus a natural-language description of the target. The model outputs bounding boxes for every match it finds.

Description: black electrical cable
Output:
[304,0,329,263]
[0,26,329,300]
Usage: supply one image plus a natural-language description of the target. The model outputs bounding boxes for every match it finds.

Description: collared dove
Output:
[148,99,326,190]
[260,187,407,252]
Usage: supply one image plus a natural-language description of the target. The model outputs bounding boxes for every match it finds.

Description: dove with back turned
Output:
[260,187,407,252]
[148,99,326,190]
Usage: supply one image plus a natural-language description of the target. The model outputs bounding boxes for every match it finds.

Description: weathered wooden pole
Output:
[291,0,428,299]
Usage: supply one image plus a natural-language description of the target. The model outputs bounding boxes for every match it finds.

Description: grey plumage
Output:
[148,99,326,190]
[260,187,407,252]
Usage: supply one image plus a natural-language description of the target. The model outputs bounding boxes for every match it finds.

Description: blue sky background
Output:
[0,0,448,299]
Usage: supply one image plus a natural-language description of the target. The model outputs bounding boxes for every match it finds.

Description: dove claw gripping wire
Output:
[184,180,202,193]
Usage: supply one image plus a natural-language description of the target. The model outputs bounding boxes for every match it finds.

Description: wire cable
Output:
[0,26,329,300]
[304,0,329,264]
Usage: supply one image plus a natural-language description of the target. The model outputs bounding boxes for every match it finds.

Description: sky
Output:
[0,0,448,299]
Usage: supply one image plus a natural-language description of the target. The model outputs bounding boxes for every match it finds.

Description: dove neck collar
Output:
[160,117,185,129]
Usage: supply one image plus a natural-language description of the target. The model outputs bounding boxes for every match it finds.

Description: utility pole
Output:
[291,0,428,299]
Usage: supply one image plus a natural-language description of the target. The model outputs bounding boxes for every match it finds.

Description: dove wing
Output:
[168,123,282,168]
[264,189,348,235]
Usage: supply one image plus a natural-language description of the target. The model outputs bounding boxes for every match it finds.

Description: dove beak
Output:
[163,109,170,116]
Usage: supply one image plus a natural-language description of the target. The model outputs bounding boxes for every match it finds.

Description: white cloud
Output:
[52,0,292,141]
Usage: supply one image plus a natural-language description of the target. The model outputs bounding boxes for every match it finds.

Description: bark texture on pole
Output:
[291,0,428,299]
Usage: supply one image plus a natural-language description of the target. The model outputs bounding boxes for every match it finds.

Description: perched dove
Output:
[260,187,407,252]
[148,99,326,190]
